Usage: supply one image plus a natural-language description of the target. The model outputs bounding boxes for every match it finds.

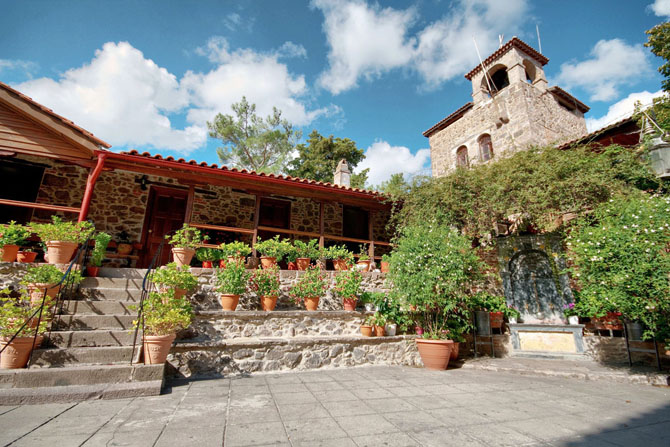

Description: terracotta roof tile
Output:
[0,81,111,148]
[465,37,549,81]
[557,115,637,150]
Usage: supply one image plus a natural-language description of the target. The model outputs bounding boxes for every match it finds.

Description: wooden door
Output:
[139,187,188,268]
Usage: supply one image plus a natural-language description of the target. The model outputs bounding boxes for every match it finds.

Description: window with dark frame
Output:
[0,159,45,224]
[258,198,291,229]
[456,146,469,168]
[342,205,369,242]
[478,134,494,162]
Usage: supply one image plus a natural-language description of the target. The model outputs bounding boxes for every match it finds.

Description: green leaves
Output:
[249,265,281,297]
[149,263,198,291]
[645,21,670,92]
[166,224,206,249]
[138,290,193,336]
[333,269,363,299]
[32,216,94,244]
[90,232,111,267]
[0,221,31,247]
[289,266,327,302]
[214,261,250,295]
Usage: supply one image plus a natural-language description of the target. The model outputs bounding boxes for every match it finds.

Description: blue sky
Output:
[1,0,668,186]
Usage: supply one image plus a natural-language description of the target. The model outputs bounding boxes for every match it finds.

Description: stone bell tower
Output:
[424,37,589,177]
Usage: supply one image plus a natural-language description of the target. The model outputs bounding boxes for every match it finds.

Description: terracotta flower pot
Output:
[143,333,176,365]
[416,338,454,370]
[202,260,213,269]
[86,266,100,277]
[46,241,78,265]
[161,287,186,301]
[356,260,371,272]
[1,244,19,262]
[261,295,278,311]
[304,296,320,311]
[172,247,195,267]
[343,297,358,311]
[450,342,460,360]
[260,256,277,269]
[361,325,373,337]
[489,312,504,329]
[117,243,133,255]
[0,336,34,369]
[27,283,60,306]
[288,261,297,270]
[333,259,349,271]
[374,325,386,337]
[380,261,390,273]
[220,293,240,311]
[227,256,244,265]
[16,251,37,263]
[296,258,310,271]
[415,325,424,335]
[219,259,227,268]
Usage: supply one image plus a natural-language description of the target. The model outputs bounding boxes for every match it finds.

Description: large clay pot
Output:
[416,338,454,370]
[489,312,504,329]
[385,323,397,336]
[1,244,19,262]
[16,251,37,263]
[361,325,373,337]
[450,342,460,361]
[0,336,34,369]
[46,241,78,265]
[343,297,357,311]
[261,295,278,311]
[296,258,310,271]
[161,287,186,301]
[374,325,386,337]
[86,266,100,277]
[227,256,244,265]
[143,333,176,364]
[220,293,240,311]
[380,261,390,273]
[117,243,133,255]
[260,256,277,269]
[333,259,349,271]
[172,248,195,267]
[304,296,320,311]
[219,259,227,268]
[27,283,60,306]
[356,260,371,272]
[202,260,213,269]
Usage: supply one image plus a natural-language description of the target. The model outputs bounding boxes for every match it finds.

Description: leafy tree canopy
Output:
[645,21,670,92]
[207,97,300,173]
[377,173,412,199]
[287,130,368,188]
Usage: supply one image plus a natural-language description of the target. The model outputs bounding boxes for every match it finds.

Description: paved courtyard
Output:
[0,365,668,447]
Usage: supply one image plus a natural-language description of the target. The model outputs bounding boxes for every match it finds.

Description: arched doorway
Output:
[509,250,564,323]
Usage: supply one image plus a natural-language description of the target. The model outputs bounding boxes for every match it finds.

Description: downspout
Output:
[78,152,107,222]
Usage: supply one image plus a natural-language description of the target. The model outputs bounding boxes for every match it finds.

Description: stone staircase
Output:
[0,267,420,404]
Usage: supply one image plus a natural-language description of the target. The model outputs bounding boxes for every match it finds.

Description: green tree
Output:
[377,173,411,198]
[645,21,670,92]
[287,130,369,188]
[207,97,299,173]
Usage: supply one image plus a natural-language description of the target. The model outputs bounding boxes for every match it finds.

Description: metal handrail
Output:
[0,233,93,365]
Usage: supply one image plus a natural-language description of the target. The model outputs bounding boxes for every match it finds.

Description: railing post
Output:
[78,153,107,222]
[368,210,375,261]
[319,201,325,249]
[252,194,260,256]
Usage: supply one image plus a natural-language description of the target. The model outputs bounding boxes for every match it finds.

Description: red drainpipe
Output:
[78,152,108,222]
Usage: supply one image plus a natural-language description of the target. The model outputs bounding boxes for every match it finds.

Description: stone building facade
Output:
[425,38,589,177]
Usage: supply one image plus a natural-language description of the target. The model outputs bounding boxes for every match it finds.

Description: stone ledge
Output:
[174,334,417,350]
[195,310,371,319]
[0,363,164,388]
[0,380,163,405]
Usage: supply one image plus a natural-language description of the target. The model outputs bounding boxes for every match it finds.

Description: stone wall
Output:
[191,187,256,231]
[290,197,320,234]
[323,202,343,237]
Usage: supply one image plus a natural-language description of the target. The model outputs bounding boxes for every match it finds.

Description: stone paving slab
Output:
[0,365,669,446]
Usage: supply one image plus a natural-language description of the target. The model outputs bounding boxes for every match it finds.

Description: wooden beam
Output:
[184,185,195,224]
[257,225,321,239]
[318,201,325,249]
[189,223,255,235]
[0,198,80,214]
[252,194,261,255]
[368,210,375,261]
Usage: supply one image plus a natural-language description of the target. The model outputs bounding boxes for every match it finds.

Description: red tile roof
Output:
[557,115,637,150]
[548,86,590,113]
[0,81,111,148]
[423,102,473,137]
[118,150,386,198]
[465,37,549,81]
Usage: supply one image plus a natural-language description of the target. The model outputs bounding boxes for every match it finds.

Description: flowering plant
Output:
[214,261,250,295]
[333,269,362,299]
[0,289,49,337]
[562,302,578,317]
[289,266,327,303]
[249,265,281,297]
[567,195,670,341]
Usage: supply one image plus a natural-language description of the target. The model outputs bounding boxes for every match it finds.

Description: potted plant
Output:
[214,261,250,311]
[563,302,579,325]
[166,224,207,267]
[32,216,93,264]
[284,243,298,270]
[116,230,133,255]
[0,290,48,369]
[87,232,111,277]
[375,293,410,337]
[472,292,516,334]
[387,221,486,370]
[294,239,319,271]
[220,241,251,265]
[134,289,193,365]
[20,264,65,302]
[380,254,390,273]
[325,245,354,271]
[359,291,379,312]
[16,249,37,263]
[372,312,387,336]
[361,315,374,337]
[195,247,221,269]
[334,269,362,311]
[0,221,31,262]
[249,265,281,311]
[356,244,371,272]
[254,235,286,269]
[149,262,198,300]
[289,266,327,311]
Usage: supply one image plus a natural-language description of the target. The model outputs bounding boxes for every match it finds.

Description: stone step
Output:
[61,300,136,315]
[169,334,421,376]
[509,351,591,361]
[54,314,136,330]
[31,346,135,367]
[80,277,145,290]
[193,310,370,340]
[0,363,163,389]
[0,380,163,405]
[48,329,139,347]
[79,287,142,301]
[97,267,148,278]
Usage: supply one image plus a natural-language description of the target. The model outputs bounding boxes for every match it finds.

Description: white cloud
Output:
[313,0,529,94]
[356,140,430,186]
[312,0,417,94]
[0,59,38,78]
[649,0,670,16]
[223,12,254,32]
[15,42,205,152]
[586,89,665,132]
[277,42,307,59]
[555,39,652,102]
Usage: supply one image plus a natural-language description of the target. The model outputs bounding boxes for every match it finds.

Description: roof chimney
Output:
[333,159,351,187]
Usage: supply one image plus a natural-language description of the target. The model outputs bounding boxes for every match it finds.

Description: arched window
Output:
[490,68,510,91]
[456,146,469,168]
[478,134,493,162]
[481,64,510,96]
[523,60,536,84]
